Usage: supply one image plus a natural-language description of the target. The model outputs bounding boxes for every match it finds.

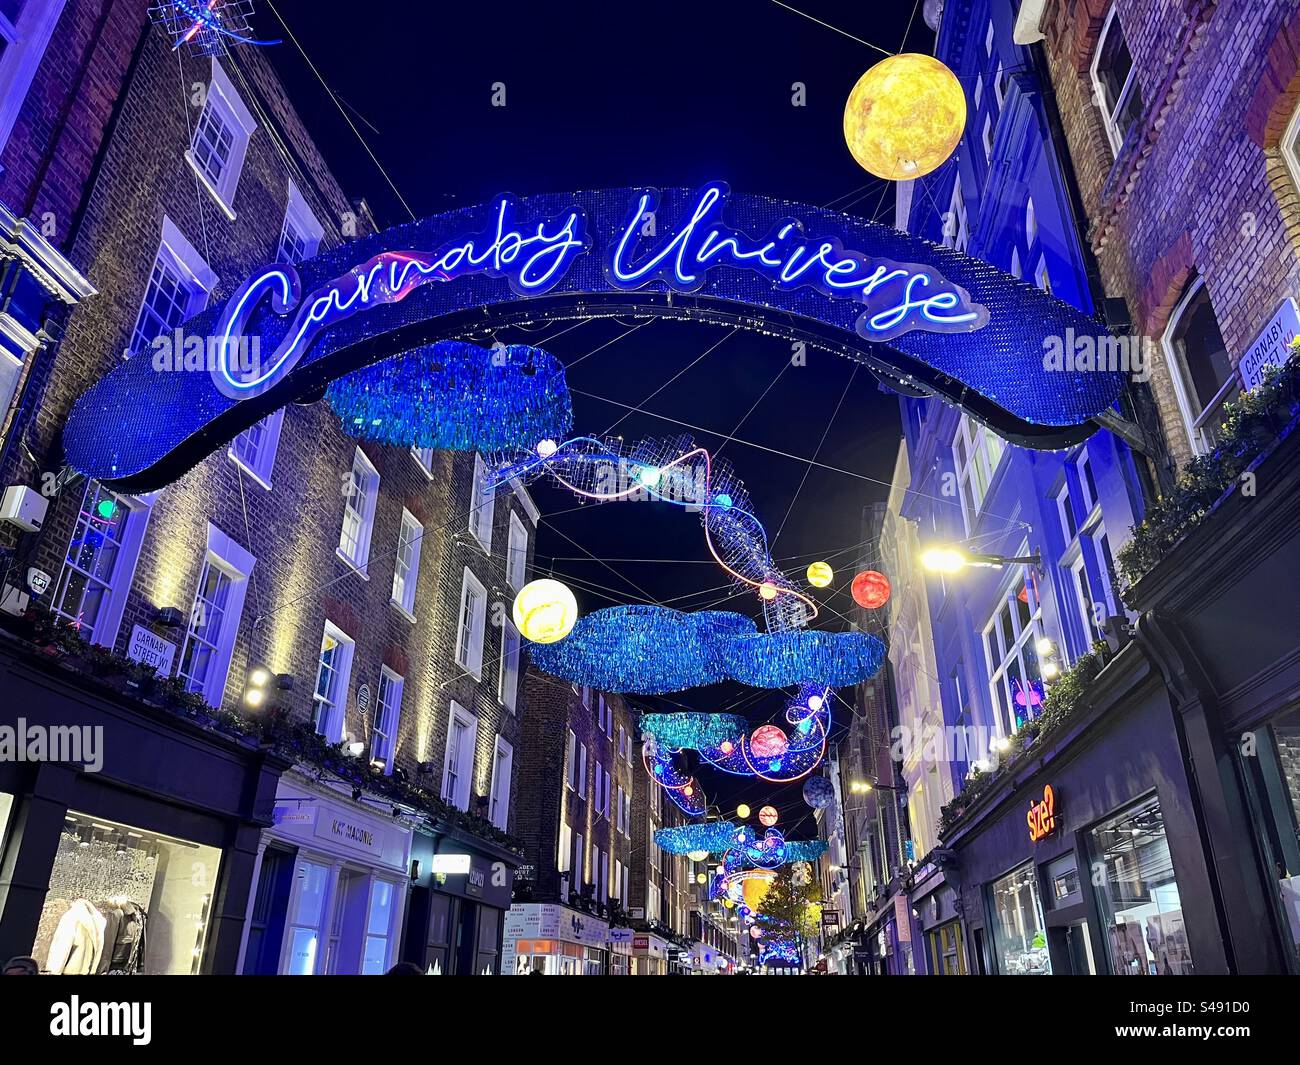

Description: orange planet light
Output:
[843,53,966,181]
[852,570,892,610]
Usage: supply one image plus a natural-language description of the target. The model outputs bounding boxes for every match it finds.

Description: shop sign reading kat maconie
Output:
[64,184,1125,491]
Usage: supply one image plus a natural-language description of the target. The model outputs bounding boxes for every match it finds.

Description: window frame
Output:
[498,618,521,712]
[981,565,1048,737]
[276,180,324,263]
[184,59,258,219]
[506,510,529,591]
[1090,6,1142,157]
[488,736,514,830]
[952,413,1006,532]
[390,508,423,619]
[1160,276,1238,456]
[453,566,488,679]
[0,1,67,158]
[371,666,404,774]
[128,216,217,357]
[50,482,154,648]
[337,446,380,572]
[228,409,285,489]
[177,526,254,707]
[468,453,495,552]
[313,620,355,742]
[441,701,476,811]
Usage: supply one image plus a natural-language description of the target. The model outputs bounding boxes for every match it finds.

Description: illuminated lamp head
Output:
[512,578,579,644]
[687,849,709,863]
[719,740,734,755]
[537,438,558,458]
[736,804,751,819]
[758,582,779,601]
[808,694,824,712]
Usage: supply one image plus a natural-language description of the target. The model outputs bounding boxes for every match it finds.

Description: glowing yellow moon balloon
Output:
[843,53,966,181]
[806,561,833,588]
[736,804,751,819]
[512,578,579,644]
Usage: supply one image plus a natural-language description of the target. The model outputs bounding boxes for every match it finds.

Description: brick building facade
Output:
[0,12,534,975]
[1019,0,1300,470]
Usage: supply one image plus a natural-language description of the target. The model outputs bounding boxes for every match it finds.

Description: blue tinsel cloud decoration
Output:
[326,340,572,452]
[529,606,756,694]
[654,822,741,855]
[529,605,882,694]
[723,630,885,689]
[640,713,750,748]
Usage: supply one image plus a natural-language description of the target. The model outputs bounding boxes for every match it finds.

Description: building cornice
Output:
[0,201,96,304]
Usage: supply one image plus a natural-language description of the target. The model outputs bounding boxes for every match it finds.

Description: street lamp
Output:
[920,546,1042,573]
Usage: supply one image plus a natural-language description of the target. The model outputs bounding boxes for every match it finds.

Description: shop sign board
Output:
[893,894,911,942]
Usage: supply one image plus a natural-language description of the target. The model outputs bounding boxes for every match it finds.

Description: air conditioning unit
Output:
[0,485,48,532]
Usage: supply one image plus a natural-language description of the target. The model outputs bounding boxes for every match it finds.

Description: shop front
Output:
[501,901,609,974]
[404,827,516,975]
[630,930,671,975]
[0,639,288,974]
[944,643,1216,976]
[1125,425,1300,974]
[236,770,412,975]
[910,861,966,975]
[608,924,633,975]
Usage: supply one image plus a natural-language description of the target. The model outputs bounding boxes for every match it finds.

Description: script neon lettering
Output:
[211,197,586,399]
[609,183,987,341]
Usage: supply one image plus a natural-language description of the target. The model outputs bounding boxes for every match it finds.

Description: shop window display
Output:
[1087,795,1193,975]
[989,863,1050,974]
[1238,707,1300,970]
[32,813,220,975]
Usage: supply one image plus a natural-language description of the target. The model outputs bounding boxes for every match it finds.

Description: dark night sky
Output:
[255,1,932,832]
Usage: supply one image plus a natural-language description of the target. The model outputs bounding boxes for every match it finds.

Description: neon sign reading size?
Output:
[210,184,987,400]
[1027,784,1058,843]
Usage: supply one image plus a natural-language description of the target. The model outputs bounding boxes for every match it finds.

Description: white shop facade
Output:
[236,770,414,975]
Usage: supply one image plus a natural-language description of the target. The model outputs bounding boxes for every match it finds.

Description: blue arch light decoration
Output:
[324,341,572,452]
[65,184,1119,491]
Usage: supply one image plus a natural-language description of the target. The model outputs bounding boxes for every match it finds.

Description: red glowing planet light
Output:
[758,805,779,827]
[852,570,891,610]
[749,725,789,759]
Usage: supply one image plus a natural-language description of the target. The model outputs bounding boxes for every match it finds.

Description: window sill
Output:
[228,449,273,490]
[335,547,370,580]
[455,657,483,682]
[389,599,417,624]
[184,150,237,222]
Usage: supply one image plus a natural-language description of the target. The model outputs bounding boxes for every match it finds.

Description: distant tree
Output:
[756,863,823,944]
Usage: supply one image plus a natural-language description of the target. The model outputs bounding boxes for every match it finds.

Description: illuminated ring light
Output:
[490,435,817,629]
[324,341,573,453]
[690,686,834,784]
[641,737,707,817]
[65,185,1123,493]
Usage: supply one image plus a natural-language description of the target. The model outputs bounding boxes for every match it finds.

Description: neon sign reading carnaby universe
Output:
[211,183,988,400]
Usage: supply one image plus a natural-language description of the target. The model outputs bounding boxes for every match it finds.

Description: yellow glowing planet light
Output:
[512,578,579,644]
[806,561,834,588]
[736,804,751,819]
[843,53,967,181]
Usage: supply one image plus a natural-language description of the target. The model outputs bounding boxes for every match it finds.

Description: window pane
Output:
[990,864,1051,974]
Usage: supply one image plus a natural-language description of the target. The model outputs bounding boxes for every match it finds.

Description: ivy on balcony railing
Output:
[1117,354,1300,594]
[938,641,1110,837]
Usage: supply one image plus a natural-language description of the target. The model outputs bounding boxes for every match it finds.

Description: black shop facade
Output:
[938,641,1216,976]
[0,633,288,974]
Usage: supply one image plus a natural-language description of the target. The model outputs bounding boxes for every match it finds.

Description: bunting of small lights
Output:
[326,341,573,453]
[148,1,280,57]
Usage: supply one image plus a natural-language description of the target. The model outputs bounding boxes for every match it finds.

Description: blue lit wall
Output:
[895,0,1146,804]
